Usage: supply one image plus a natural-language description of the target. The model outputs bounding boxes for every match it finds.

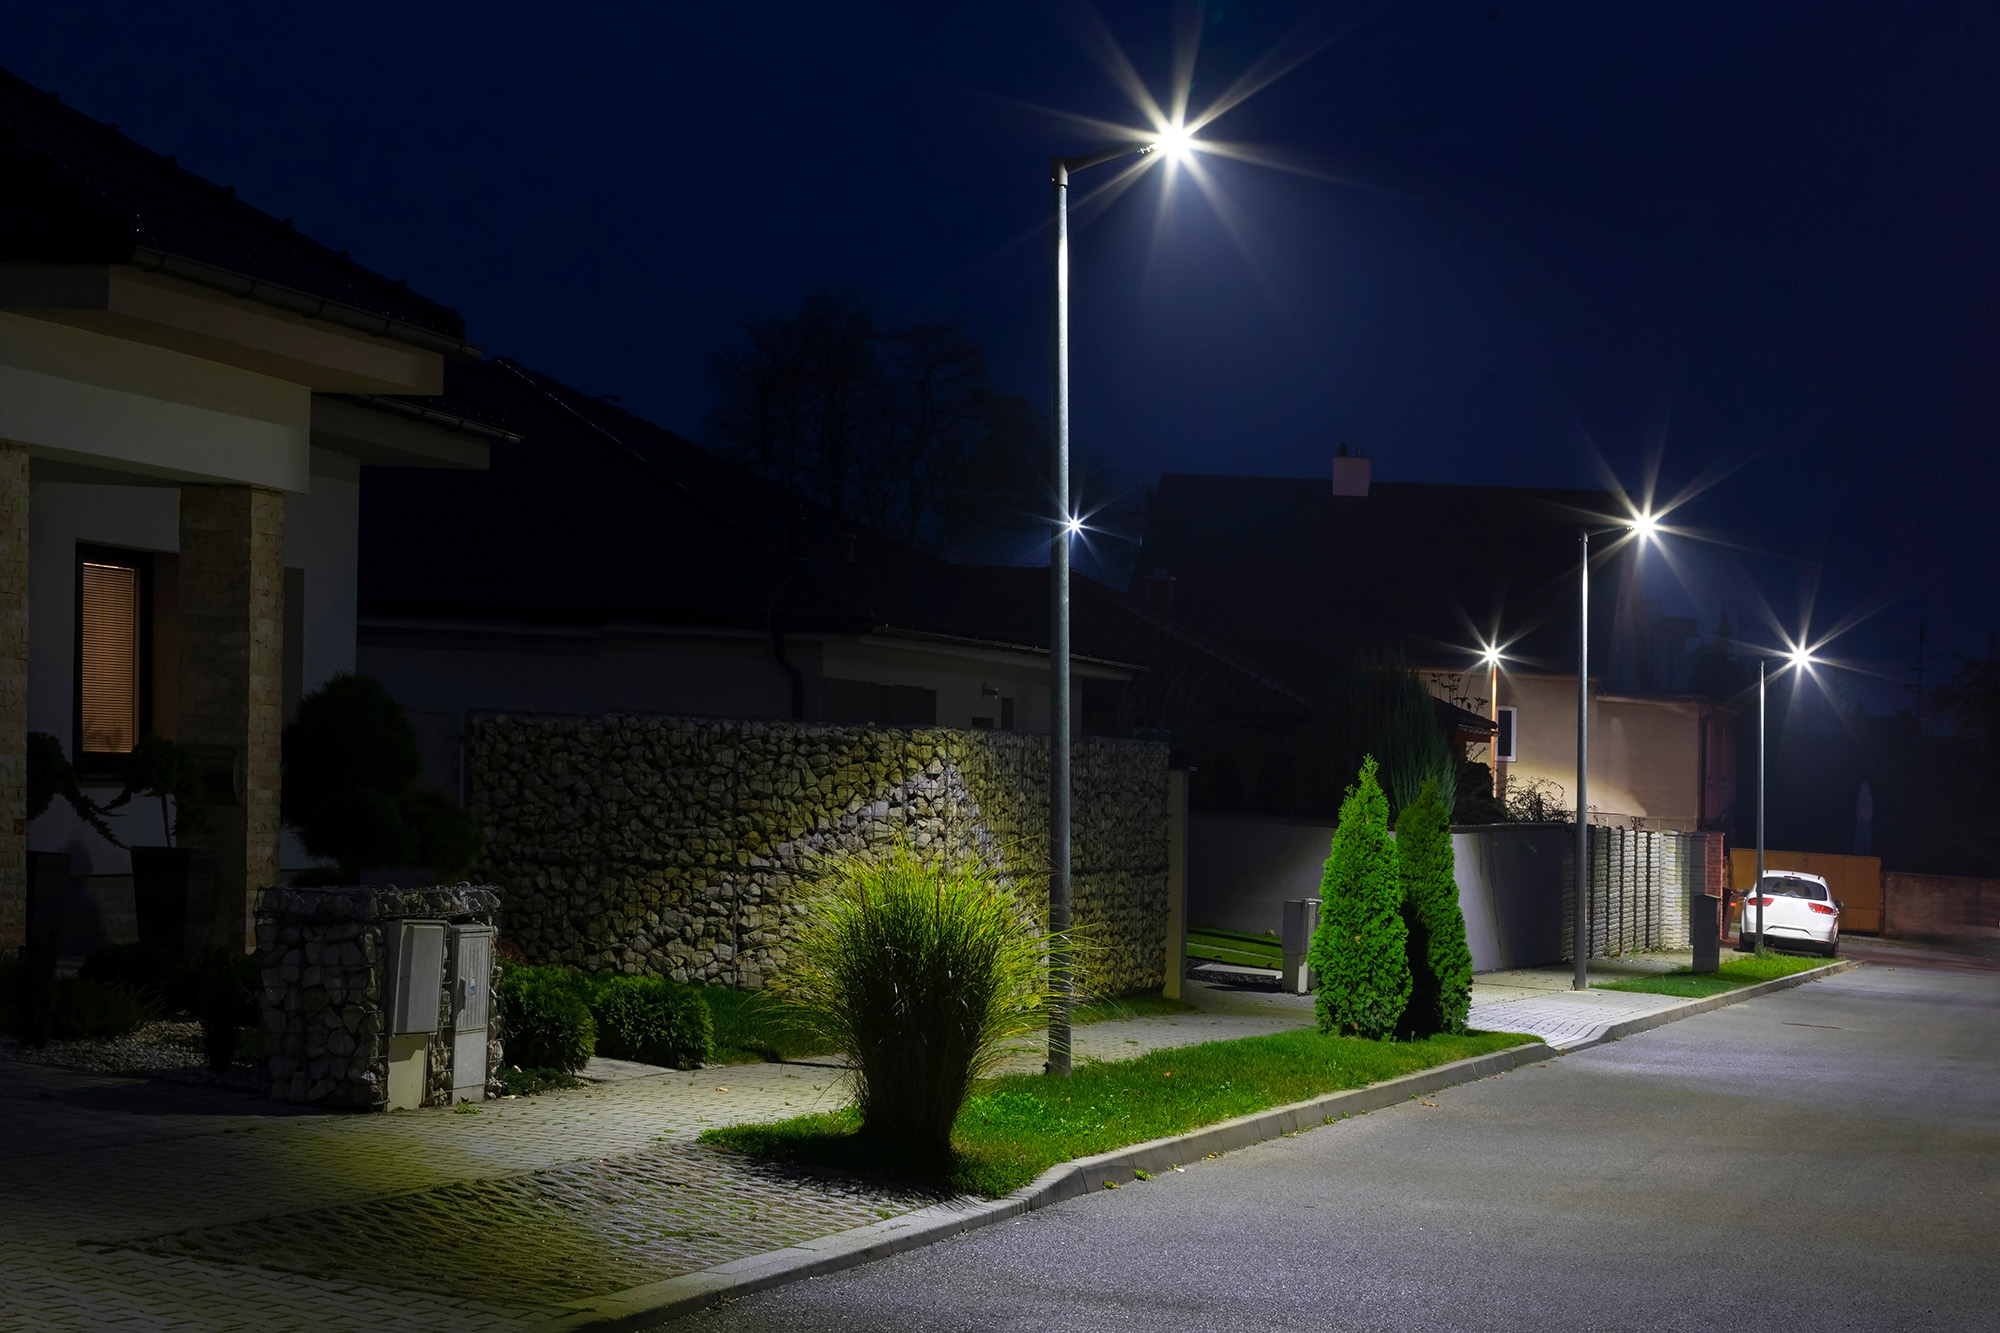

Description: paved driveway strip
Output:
[679,960,2000,1332]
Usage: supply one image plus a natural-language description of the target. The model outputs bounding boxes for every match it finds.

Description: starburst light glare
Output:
[1631,509,1661,541]
[1150,121,1196,162]
[1065,514,1085,536]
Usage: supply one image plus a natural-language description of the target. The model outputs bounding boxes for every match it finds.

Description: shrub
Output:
[1395,778,1473,1038]
[79,943,188,1012]
[190,949,261,1071]
[776,847,1053,1165]
[586,975,713,1070]
[1309,757,1410,1040]
[282,674,485,881]
[495,965,596,1073]
[45,977,156,1041]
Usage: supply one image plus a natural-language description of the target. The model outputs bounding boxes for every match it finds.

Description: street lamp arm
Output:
[1057,141,1155,175]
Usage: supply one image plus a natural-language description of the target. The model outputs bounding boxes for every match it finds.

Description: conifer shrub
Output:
[1309,757,1410,1039]
[1395,778,1473,1037]
[586,974,714,1070]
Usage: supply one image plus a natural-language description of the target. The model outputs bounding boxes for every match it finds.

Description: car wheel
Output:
[1825,934,1839,958]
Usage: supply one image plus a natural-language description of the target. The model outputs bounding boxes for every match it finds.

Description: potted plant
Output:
[24,732,122,957]
[108,735,215,960]
[283,673,485,884]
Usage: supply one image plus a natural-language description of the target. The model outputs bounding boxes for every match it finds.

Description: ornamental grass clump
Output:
[780,848,1053,1165]
[1309,757,1410,1040]
[1395,778,1473,1038]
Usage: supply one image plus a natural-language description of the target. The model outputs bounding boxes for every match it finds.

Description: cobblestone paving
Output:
[1466,953,1706,1049]
[2,1000,1307,1332]
[109,1140,944,1309]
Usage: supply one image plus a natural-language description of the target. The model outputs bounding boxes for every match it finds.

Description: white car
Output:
[1738,872,1841,955]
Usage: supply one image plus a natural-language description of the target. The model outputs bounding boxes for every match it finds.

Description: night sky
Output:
[9,1,1998,711]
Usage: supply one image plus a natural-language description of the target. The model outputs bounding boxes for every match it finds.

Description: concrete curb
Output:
[1561,957,1857,1052]
[551,958,1856,1330]
[548,1041,1556,1330]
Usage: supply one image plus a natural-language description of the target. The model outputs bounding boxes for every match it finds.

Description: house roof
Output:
[359,359,1139,666]
[1134,473,1635,688]
[0,64,467,345]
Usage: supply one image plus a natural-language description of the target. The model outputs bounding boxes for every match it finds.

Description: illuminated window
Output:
[1493,706,1517,763]
[76,549,158,763]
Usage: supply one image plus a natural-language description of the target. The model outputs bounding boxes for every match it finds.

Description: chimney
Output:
[1141,568,1177,613]
[1331,441,1371,497]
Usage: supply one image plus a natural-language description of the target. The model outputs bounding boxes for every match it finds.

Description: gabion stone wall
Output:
[467,716,1170,998]
[256,884,502,1110]
[1559,827,1721,960]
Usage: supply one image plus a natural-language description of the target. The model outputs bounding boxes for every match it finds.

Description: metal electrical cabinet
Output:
[450,924,494,1102]
[384,921,445,1110]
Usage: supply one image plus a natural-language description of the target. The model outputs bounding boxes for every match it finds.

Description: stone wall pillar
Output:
[179,485,286,952]
[0,444,26,952]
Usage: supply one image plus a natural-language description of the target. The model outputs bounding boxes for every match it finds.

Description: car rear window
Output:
[1757,876,1829,901]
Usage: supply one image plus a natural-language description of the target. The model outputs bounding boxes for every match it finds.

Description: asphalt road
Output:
[680,958,2000,1331]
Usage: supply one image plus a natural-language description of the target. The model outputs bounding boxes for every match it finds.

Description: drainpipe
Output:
[769,623,806,721]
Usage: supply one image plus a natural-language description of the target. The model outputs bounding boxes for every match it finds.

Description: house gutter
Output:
[130,247,484,360]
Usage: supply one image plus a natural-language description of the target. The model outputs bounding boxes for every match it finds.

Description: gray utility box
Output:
[1282,898,1320,994]
[385,920,446,1110]
[450,924,494,1102]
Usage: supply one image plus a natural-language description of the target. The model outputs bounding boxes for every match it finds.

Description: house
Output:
[355,358,1152,788]
[0,66,489,952]
[1135,454,1738,830]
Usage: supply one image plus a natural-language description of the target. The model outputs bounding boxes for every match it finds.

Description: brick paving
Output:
[0,995,1307,1332]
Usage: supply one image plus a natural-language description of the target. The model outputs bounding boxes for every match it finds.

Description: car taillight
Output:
[1746,896,1772,907]
[1809,903,1836,915]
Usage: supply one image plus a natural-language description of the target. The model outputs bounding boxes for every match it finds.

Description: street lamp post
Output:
[1047,136,1173,1077]
[1756,656,1767,954]
[1575,529,1590,992]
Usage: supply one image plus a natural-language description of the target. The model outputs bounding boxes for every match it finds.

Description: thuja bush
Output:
[1309,757,1410,1040]
[778,847,1053,1165]
[1395,778,1473,1038]
[587,974,713,1070]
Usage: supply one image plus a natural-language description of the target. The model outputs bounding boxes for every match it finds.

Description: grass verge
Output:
[1187,926,1282,970]
[702,1026,1536,1197]
[1598,952,1830,999]
[701,987,1199,1064]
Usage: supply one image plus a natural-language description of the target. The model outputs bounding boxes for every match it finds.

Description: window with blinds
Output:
[80,560,143,754]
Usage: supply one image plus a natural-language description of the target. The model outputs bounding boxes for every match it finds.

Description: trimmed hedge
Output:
[78,943,190,1013]
[496,965,596,1073]
[190,949,260,1071]
[587,975,713,1070]
[1309,756,1411,1040]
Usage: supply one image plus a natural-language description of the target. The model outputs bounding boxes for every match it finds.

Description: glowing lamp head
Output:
[1787,645,1814,671]
[1479,644,1502,668]
[1632,510,1660,542]
[1064,515,1085,536]
[1152,123,1195,162]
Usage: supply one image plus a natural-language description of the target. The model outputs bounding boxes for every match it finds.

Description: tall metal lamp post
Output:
[1574,511,1659,991]
[1745,644,1816,955]
[1047,129,1190,1076]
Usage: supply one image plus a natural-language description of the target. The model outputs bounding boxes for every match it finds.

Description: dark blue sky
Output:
[10,1,1997,709]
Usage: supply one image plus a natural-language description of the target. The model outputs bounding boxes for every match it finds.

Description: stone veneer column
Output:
[0,444,26,952]
[179,485,285,952]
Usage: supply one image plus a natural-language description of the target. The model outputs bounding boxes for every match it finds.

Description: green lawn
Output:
[1598,952,1831,999]
[699,987,1199,1065]
[1187,925,1282,970]
[702,1026,1537,1197]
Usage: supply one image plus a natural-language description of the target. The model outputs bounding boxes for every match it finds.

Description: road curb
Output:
[1563,957,1856,1052]
[548,1040,1557,1330]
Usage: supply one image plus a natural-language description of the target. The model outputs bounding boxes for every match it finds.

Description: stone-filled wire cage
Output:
[257,884,503,1111]
[465,713,1172,1000]
[1559,827,1723,960]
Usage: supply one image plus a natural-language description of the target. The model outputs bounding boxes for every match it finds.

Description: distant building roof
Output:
[360,360,1138,666]
[0,64,468,347]
[1135,473,1636,688]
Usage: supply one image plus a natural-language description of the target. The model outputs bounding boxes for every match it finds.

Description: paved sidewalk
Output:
[0,996,1312,1332]
[1468,949,1711,1049]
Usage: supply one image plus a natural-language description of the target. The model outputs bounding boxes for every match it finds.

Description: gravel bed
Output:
[2,1020,259,1088]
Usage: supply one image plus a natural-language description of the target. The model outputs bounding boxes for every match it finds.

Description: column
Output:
[179,485,285,952]
[0,445,26,951]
